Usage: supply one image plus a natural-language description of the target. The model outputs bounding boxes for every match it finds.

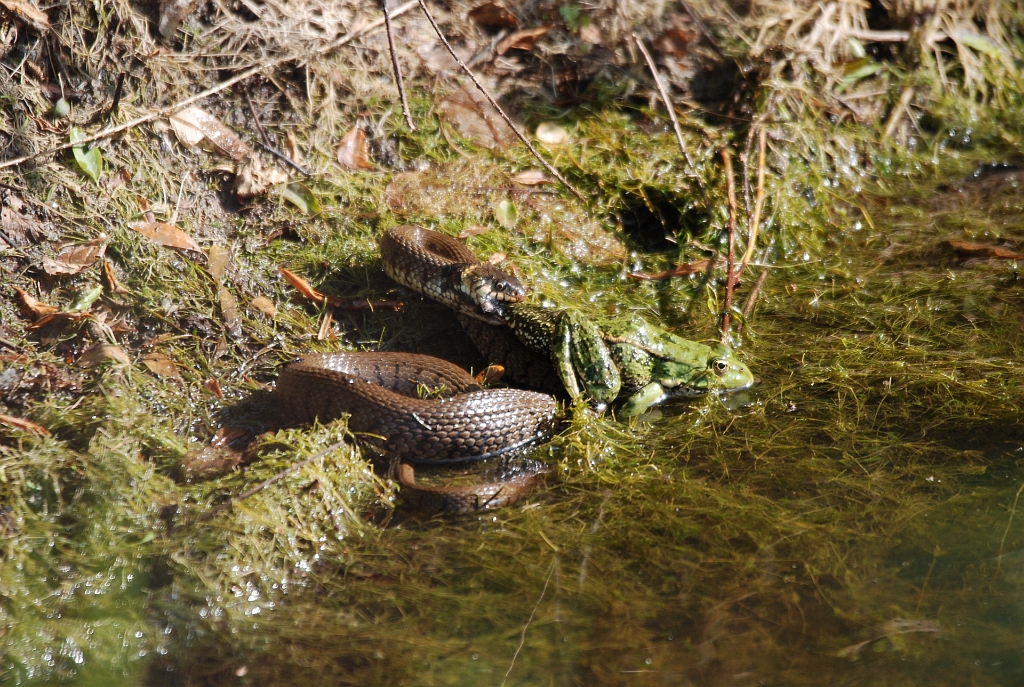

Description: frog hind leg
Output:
[556,310,621,409]
[617,382,666,417]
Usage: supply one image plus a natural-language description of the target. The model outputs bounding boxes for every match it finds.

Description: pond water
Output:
[15,170,1024,686]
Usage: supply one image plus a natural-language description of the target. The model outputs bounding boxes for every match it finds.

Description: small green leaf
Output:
[140,531,156,544]
[559,3,581,31]
[69,284,103,312]
[958,31,1003,60]
[281,182,321,215]
[70,127,102,182]
[495,199,517,229]
[846,37,866,59]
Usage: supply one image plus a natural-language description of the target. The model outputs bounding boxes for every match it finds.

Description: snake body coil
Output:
[275,352,556,463]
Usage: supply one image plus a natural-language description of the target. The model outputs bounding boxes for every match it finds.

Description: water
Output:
[8,171,1024,686]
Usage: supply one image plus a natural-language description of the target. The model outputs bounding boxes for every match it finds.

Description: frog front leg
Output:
[554,310,621,409]
[617,382,667,417]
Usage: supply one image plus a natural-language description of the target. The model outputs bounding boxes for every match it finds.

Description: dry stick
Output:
[740,268,768,322]
[0,0,419,173]
[736,127,766,283]
[184,439,349,528]
[721,149,738,343]
[383,0,416,131]
[416,0,585,204]
[632,34,709,208]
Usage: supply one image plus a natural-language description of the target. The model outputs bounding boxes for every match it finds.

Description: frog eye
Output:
[711,358,729,377]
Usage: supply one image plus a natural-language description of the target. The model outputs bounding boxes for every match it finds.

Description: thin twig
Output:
[736,127,766,282]
[501,556,556,687]
[0,0,419,173]
[416,0,585,204]
[184,439,348,528]
[740,268,768,323]
[997,481,1024,572]
[383,0,416,131]
[632,34,709,207]
[108,71,127,118]
[721,149,737,343]
[244,90,311,176]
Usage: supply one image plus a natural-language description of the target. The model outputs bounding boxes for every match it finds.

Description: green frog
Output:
[499,302,754,416]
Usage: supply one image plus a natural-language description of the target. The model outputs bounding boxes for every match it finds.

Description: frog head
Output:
[653,342,754,397]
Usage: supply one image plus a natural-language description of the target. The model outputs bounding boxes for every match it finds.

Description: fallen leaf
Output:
[12,286,58,320]
[278,267,326,305]
[628,259,711,280]
[78,343,131,367]
[488,252,507,264]
[438,85,517,149]
[336,127,374,170]
[209,244,242,338]
[652,27,696,57]
[496,25,550,55]
[458,224,490,238]
[158,0,198,36]
[285,131,305,167]
[70,127,102,182]
[169,106,250,160]
[474,364,505,385]
[233,155,289,199]
[40,236,107,276]
[280,182,321,215]
[947,240,1024,260]
[202,377,223,398]
[467,2,517,31]
[142,351,181,378]
[511,170,551,186]
[494,199,517,229]
[183,444,246,478]
[68,284,102,312]
[317,307,335,341]
[251,296,278,318]
[102,259,129,294]
[1,202,51,247]
[0,413,49,436]
[129,221,202,253]
[535,122,569,146]
[0,0,49,33]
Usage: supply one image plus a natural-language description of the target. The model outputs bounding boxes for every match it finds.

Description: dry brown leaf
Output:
[458,224,490,238]
[0,413,49,436]
[233,155,288,199]
[511,170,551,186]
[336,127,374,171]
[158,0,198,36]
[652,28,696,57]
[0,0,50,33]
[488,252,507,265]
[947,240,1024,260]
[202,377,224,398]
[1,202,51,248]
[278,267,326,305]
[40,236,108,276]
[142,351,181,378]
[102,259,129,294]
[169,106,250,160]
[285,131,305,168]
[496,26,549,55]
[438,85,516,149]
[78,343,131,367]
[474,364,505,386]
[12,286,58,320]
[467,2,517,30]
[129,221,202,253]
[579,23,601,44]
[251,296,278,318]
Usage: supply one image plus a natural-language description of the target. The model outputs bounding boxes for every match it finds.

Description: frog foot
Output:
[553,309,621,409]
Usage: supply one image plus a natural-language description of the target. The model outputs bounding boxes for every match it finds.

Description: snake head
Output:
[463,265,527,316]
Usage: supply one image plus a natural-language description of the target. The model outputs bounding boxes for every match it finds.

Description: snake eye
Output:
[495,282,505,292]
[711,359,729,377]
